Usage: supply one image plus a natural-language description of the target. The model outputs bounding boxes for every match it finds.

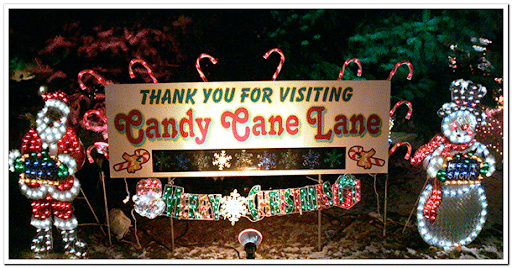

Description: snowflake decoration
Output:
[257,151,277,170]
[219,189,248,225]
[213,150,232,170]
[324,149,344,168]
[302,149,320,169]
[194,152,211,171]
[234,150,254,169]
[171,153,190,171]
[153,151,173,170]
[279,149,298,169]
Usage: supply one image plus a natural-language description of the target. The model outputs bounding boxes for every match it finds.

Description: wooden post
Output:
[101,172,112,246]
[170,217,175,252]
[317,174,322,252]
[169,177,175,253]
[383,174,388,237]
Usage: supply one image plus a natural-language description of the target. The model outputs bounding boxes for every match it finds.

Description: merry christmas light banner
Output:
[105,80,390,177]
[132,175,361,224]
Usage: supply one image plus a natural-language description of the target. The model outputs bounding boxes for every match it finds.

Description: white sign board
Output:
[105,80,390,177]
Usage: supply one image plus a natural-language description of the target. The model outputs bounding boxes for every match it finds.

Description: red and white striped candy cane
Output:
[390,100,413,120]
[86,142,109,163]
[83,110,108,132]
[389,141,412,160]
[196,53,218,82]
[263,48,285,81]
[113,149,151,172]
[338,58,362,80]
[348,146,385,169]
[78,69,112,91]
[129,59,158,84]
[387,61,413,81]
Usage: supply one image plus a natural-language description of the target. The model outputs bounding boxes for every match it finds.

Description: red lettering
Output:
[114,109,145,145]
[286,115,299,135]
[367,114,381,135]
[221,107,250,142]
[307,106,332,141]
[179,108,195,138]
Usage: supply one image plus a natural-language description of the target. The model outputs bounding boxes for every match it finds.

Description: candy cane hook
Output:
[196,53,218,82]
[129,59,158,83]
[389,141,413,160]
[83,110,108,131]
[387,61,413,81]
[390,100,413,120]
[338,58,362,80]
[263,48,285,81]
[78,69,112,91]
[86,142,109,163]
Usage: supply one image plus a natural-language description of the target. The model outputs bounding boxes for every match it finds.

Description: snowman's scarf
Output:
[423,178,442,223]
[410,134,476,165]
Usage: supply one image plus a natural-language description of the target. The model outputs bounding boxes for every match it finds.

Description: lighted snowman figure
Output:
[411,79,496,249]
[8,89,87,258]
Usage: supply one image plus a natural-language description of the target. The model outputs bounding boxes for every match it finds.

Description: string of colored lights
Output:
[153,174,360,225]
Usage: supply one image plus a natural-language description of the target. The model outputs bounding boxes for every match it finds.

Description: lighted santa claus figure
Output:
[9,89,87,258]
[411,79,496,249]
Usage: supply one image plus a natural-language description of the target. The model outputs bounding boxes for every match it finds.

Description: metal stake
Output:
[79,188,106,235]
[383,174,388,237]
[402,177,430,233]
[101,172,112,245]
[318,174,322,252]
[170,217,175,252]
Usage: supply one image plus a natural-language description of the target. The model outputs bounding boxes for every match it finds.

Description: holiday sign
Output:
[105,80,390,177]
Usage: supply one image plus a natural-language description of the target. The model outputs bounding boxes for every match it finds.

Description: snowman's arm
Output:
[470,141,496,176]
[424,145,447,179]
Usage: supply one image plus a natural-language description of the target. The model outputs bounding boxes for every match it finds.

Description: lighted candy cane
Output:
[78,69,112,91]
[129,59,158,84]
[196,53,218,82]
[83,109,108,139]
[86,142,109,163]
[387,61,413,81]
[389,141,413,160]
[390,100,413,120]
[263,48,285,81]
[338,58,362,80]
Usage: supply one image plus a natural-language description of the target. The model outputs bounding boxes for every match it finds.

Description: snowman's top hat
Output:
[437,79,487,125]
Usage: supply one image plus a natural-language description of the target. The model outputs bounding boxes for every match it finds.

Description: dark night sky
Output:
[8,8,392,75]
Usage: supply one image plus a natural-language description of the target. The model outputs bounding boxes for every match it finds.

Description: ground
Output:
[7,154,505,263]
